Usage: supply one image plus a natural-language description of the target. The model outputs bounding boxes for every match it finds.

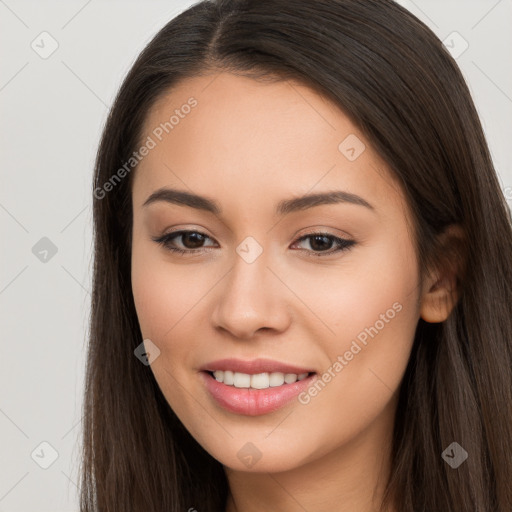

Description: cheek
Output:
[130,239,206,420]
[277,228,419,346]
[131,217,196,338]
[131,233,216,369]
[131,244,168,339]
[298,232,420,432]
[131,248,200,341]
[330,231,420,376]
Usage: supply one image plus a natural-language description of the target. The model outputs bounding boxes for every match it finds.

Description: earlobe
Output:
[419,224,466,324]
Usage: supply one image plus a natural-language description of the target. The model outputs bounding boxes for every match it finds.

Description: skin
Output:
[130,72,461,512]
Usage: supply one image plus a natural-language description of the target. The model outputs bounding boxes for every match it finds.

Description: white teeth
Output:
[269,372,284,387]
[211,370,311,389]
[284,373,298,384]
[233,372,251,388]
[250,373,269,389]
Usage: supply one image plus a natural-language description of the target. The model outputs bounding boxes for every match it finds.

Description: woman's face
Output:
[131,72,423,472]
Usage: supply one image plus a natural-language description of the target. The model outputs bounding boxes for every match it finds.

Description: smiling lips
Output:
[199,358,317,416]
[211,369,310,389]
[200,357,315,374]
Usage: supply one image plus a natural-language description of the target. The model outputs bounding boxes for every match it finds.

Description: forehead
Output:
[133,72,404,217]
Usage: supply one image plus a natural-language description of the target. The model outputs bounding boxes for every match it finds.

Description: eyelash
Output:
[152,230,356,258]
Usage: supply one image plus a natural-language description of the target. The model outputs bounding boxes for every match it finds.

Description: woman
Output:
[81,0,512,510]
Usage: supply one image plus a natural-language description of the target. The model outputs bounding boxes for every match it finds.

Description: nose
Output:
[211,253,291,340]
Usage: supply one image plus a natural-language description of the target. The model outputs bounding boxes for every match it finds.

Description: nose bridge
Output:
[212,239,289,338]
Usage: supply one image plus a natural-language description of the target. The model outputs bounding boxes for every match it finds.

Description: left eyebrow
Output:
[142,187,375,216]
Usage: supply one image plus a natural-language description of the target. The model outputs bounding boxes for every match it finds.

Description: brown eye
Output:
[292,233,355,257]
[179,231,208,249]
[152,230,355,258]
[152,230,217,254]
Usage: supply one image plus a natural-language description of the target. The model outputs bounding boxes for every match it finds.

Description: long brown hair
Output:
[81,0,512,510]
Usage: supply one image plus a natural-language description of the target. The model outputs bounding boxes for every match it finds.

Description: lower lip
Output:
[200,371,317,416]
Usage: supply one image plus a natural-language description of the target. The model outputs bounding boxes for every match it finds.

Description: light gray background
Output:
[1,1,511,510]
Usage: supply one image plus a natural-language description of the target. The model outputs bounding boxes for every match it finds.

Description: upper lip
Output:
[199,358,315,375]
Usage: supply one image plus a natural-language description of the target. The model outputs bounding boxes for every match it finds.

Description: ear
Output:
[419,224,466,323]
